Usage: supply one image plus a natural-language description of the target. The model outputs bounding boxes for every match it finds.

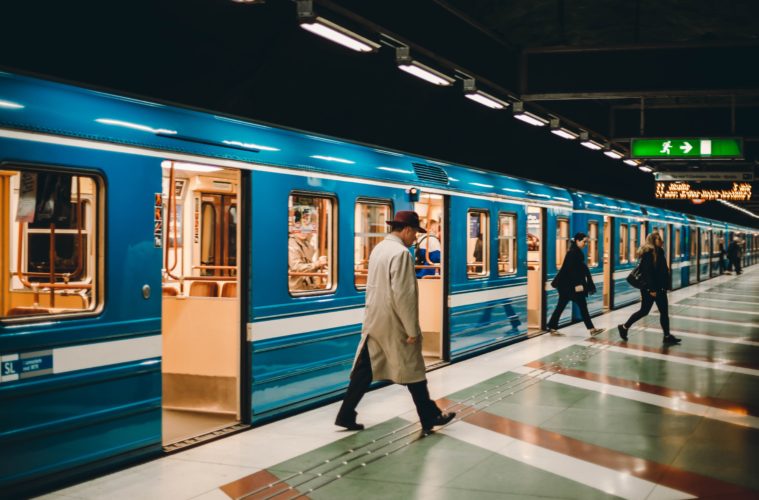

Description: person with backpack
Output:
[415,220,441,278]
[618,231,682,344]
[547,233,605,336]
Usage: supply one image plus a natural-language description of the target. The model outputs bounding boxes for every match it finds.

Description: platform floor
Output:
[38,268,759,499]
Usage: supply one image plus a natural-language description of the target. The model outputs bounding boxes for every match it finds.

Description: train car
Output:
[569,192,645,313]
[642,207,688,290]
[1,71,756,496]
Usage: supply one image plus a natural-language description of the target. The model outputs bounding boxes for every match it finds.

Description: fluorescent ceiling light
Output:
[299,18,380,53]
[623,159,639,166]
[395,46,454,86]
[512,102,548,127]
[398,62,454,86]
[514,112,548,127]
[549,119,578,139]
[603,149,623,159]
[464,91,508,110]
[96,118,177,135]
[161,160,222,173]
[222,140,279,151]
[551,128,578,140]
[638,165,653,173]
[377,166,413,174]
[0,99,24,109]
[310,155,355,164]
[580,140,602,150]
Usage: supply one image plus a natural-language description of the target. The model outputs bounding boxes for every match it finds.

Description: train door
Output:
[414,193,445,366]
[526,206,544,333]
[160,161,244,449]
[603,216,613,310]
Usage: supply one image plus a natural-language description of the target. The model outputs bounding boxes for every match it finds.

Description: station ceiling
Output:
[1,0,758,227]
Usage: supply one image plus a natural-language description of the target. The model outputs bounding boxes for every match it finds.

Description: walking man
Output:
[335,211,455,435]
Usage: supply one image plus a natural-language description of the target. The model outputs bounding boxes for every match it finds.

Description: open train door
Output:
[414,193,447,367]
[159,161,248,451]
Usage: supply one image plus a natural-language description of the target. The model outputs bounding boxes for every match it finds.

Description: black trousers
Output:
[623,290,670,336]
[547,291,594,330]
[337,343,442,427]
[731,256,742,274]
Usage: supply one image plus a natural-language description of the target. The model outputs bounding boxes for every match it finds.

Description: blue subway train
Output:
[0,71,756,496]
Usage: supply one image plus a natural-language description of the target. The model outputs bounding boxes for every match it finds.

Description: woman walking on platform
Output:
[547,233,605,336]
[618,232,682,344]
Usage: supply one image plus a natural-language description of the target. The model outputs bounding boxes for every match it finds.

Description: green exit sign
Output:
[631,138,743,159]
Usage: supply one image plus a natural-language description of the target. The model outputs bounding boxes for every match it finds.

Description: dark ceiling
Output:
[1,0,758,227]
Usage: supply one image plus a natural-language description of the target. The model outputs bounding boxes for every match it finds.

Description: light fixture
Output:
[161,161,222,173]
[623,159,639,166]
[549,118,578,139]
[297,0,380,53]
[462,79,508,110]
[603,145,623,159]
[395,46,454,86]
[512,101,548,127]
[638,165,653,173]
[0,99,24,109]
[579,131,602,150]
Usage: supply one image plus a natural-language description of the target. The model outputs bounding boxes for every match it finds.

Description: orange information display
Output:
[655,181,752,201]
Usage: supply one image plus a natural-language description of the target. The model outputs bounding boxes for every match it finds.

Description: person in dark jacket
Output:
[618,232,681,344]
[727,236,743,275]
[547,233,605,336]
[718,240,726,275]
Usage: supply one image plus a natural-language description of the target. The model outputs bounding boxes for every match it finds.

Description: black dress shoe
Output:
[617,324,628,341]
[335,411,365,431]
[422,411,456,433]
[663,334,682,344]
[335,419,364,431]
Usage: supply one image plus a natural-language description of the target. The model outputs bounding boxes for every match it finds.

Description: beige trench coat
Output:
[356,234,426,384]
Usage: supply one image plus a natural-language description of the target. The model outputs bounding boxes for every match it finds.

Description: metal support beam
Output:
[522,89,759,101]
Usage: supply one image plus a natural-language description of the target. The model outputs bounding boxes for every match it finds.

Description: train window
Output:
[1,168,101,320]
[587,221,599,267]
[197,193,237,277]
[690,228,697,258]
[354,200,392,289]
[674,229,681,257]
[467,210,489,278]
[619,224,629,263]
[497,213,517,275]
[288,193,336,295]
[555,218,570,268]
[629,224,637,261]
[701,230,710,255]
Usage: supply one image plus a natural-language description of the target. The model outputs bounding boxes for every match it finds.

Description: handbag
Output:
[626,262,644,289]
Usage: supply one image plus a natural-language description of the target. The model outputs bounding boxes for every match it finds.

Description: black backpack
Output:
[415,236,428,265]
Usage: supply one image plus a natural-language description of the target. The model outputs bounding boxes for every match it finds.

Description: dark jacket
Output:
[727,240,742,260]
[639,246,671,292]
[551,243,595,297]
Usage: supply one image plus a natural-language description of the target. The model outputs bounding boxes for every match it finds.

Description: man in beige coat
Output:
[335,211,455,435]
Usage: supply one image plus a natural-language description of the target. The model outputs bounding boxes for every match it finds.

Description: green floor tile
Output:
[447,440,621,499]
[346,432,492,486]
[670,418,759,490]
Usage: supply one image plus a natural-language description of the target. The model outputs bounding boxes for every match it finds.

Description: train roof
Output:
[0,71,755,233]
[0,71,576,207]
[569,191,644,217]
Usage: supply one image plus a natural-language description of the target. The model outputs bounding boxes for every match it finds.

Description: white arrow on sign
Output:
[680,141,693,154]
